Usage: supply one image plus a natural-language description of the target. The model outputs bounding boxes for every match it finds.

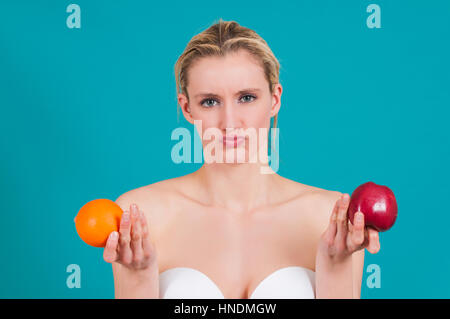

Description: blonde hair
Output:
[174,18,281,129]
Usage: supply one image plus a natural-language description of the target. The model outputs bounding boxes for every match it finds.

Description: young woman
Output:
[102,19,380,299]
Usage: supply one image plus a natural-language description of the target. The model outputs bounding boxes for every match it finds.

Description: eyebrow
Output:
[194,88,261,99]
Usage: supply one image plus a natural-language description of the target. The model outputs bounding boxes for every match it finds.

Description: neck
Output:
[193,162,278,213]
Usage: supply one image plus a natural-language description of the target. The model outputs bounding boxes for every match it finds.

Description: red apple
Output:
[348,181,398,232]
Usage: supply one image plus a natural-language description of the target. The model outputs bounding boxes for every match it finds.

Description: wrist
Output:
[316,246,353,270]
[119,260,158,279]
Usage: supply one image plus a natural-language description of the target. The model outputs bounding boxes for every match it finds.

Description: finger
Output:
[348,218,353,233]
[140,210,155,261]
[367,228,380,254]
[119,209,132,265]
[325,200,339,246]
[130,204,144,262]
[361,227,370,249]
[347,212,365,251]
[335,194,350,246]
[103,231,119,263]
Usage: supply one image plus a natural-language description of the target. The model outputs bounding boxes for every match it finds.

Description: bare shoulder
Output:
[115,173,192,205]
[114,176,189,237]
[274,175,342,204]
[311,187,343,213]
[306,185,343,235]
[275,175,343,232]
[115,180,169,211]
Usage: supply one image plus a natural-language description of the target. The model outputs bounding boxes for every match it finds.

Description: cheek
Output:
[190,111,217,131]
[245,108,271,129]
[196,121,223,143]
[246,99,273,127]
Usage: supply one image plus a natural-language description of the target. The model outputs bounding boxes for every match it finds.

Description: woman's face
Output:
[178,49,282,164]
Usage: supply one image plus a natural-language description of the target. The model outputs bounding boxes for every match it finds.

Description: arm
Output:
[104,197,160,299]
[112,260,159,299]
[315,193,379,299]
[352,249,365,298]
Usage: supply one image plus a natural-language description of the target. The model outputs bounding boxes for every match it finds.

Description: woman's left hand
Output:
[318,193,380,264]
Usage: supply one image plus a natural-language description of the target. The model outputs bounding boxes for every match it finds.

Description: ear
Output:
[269,83,282,117]
[178,93,195,124]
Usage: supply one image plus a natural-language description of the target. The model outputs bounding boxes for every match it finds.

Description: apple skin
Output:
[348,181,398,232]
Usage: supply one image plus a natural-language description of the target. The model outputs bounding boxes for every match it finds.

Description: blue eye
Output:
[240,94,256,103]
[200,98,218,108]
[200,94,256,108]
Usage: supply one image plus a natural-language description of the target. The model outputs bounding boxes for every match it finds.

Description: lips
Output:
[223,135,245,147]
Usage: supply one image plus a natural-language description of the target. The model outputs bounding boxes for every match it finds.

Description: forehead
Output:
[187,50,267,95]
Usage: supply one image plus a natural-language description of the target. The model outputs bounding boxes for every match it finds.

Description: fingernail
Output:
[111,231,118,239]
[342,194,349,204]
[132,203,137,210]
[123,211,129,221]
[356,212,363,221]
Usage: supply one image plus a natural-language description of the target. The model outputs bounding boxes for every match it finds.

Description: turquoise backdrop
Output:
[0,0,449,298]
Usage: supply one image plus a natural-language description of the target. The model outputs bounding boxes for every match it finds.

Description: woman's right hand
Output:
[103,203,157,270]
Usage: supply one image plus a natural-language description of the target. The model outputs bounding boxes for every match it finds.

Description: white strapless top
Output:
[159,266,315,299]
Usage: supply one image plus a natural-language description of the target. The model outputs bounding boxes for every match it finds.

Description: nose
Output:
[219,100,241,134]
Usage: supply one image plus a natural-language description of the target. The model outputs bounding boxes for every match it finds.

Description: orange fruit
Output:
[75,199,123,247]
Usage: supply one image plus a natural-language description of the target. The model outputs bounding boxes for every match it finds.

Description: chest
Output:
[153,205,320,298]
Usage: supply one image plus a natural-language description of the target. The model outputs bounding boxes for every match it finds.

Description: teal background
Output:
[0,0,449,298]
